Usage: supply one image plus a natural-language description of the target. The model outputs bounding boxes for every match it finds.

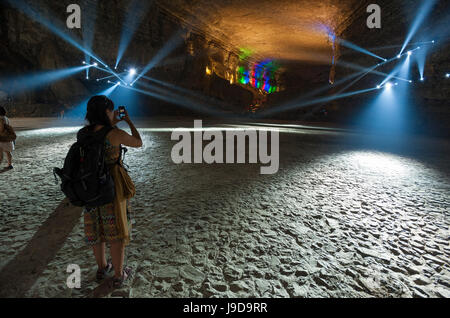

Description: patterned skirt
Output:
[83,201,131,246]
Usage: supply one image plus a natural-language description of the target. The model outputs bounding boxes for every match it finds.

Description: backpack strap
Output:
[91,126,116,175]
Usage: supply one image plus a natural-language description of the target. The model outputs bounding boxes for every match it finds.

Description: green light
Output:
[239,48,252,60]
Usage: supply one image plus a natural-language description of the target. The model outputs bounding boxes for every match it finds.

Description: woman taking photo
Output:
[80,95,142,288]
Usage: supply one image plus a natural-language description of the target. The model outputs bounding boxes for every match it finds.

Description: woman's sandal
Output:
[112,267,132,288]
[96,261,113,281]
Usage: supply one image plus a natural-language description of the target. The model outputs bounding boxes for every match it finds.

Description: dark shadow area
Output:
[89,277,114,298]
[0,198,82,297]
[0,167,11,174]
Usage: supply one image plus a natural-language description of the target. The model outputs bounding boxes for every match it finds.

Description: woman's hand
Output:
[111,110,122,126]
[122,109,132,125]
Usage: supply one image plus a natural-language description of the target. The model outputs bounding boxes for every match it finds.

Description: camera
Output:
[118,106,126,119]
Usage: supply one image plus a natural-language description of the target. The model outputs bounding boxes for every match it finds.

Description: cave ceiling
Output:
[157,0,363,64]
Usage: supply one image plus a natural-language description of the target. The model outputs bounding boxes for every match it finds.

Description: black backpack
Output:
[53,126,115,208]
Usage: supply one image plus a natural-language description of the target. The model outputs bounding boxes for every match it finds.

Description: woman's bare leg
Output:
[110,241,124,278]
[92,242,107,270]
[6,151,12,166]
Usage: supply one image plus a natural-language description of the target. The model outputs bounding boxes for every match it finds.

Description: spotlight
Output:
[395,82,398,86]
[420,77,424,81]
[409,80,413,83]
[397,54,401,59]
[407,51,412,56]
[376,85,381,89]
[432,40,435,44]
[86,76,89,80]
[93,62,98,67]
[82,61,86,65]
[129,68,136,75]
[385,83,393,89]
[130,84,133,87]
[117,81,120,85]
[108,80,111,83]
[417,46,421,49]
[96,79,99,82]
[446,74,450,78]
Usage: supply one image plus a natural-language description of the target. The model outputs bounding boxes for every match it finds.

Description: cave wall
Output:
[0,0,253,117]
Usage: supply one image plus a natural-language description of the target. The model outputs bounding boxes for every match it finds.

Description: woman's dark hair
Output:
[0,106,6,117]
[85,95,114,127]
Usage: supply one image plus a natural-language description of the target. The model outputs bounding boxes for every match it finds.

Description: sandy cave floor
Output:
[0,117,449,298]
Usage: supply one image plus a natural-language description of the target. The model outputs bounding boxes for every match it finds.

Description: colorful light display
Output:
[237,60,278,94]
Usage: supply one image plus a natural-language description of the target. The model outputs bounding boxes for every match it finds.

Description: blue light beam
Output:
[82,0,99,79]
[6,0,108,68]
[399,0,438,55]
[338,38,387,61]
[132,30,185,84]
[114,0,152,69]
[261,87,378,117]
[1,65,91,94]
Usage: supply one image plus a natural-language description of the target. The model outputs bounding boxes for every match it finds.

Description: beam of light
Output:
[134,76,235,112]
[65,83,121,119]
[81,0,98,80]
[96,72,127,82]
[338,38,387,61]
[366,40,435,52]
[398,52,413,84]
[275,67,379,113]
[259,87,378,117]
[300,64,382,121]
[399,0,438,55]
[335,65,379,95]
[118,81,229,117]
[394,45,422,62]
[380,54,414,87]
[138,75,228,106]
[92,65,127,84]
[114,0,152,69]
[6,0,109,69]
[132,30,184,84]
[337,60,411,82]
[355,64,417,137]
[0,65,91,94]
[415,46,428,80]
[102,83,120,96]
[123,68,138,85]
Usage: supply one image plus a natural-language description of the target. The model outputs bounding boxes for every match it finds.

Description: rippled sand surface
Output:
[0,118,449,298]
